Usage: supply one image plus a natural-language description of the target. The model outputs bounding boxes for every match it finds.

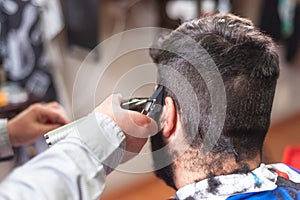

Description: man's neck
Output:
[173,154,261,189]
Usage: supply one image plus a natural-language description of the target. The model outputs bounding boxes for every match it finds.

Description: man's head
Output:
[150,14,279,189]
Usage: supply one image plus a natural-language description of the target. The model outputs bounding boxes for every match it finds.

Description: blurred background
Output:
[0,0,300,199]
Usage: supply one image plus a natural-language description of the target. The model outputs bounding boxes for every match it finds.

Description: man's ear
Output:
[161,96,176,138]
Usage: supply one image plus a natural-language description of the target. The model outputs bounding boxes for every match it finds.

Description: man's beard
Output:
[150,130,177,190]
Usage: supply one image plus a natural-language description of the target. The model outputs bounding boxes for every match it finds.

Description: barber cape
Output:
[168,163,300,200]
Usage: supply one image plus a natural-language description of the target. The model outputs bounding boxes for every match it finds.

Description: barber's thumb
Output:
[127,111,158,138]
[94,93,123,119]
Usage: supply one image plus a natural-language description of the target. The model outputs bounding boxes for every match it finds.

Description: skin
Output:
[8,94,157,165]
[94,94,158,163]
[7,102,69,147]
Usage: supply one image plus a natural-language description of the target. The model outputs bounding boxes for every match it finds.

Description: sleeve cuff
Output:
[74,113,126,172]
[0,119,14,160]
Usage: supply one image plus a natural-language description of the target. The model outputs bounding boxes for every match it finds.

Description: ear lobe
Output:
[161,97,176,138]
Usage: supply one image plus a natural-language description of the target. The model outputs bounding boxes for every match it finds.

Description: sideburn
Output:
[150,131,177,190]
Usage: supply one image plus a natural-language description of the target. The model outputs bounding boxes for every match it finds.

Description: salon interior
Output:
[0,0,300,199]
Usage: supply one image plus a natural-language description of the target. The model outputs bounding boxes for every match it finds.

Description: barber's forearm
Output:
[0,138,105,199]
[0,119,14,161]
[0,113,125,200]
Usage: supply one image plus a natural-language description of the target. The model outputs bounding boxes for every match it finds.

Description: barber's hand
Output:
[94,94,158,163]
[8,102,70,147]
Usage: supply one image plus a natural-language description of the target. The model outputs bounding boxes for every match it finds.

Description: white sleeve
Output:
[0,113,125,200]
[0,119,14,161]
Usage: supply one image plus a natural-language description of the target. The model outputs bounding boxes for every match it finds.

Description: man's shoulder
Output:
[227,186,300,200]
[227,163,300,200]
[174,163,300,200]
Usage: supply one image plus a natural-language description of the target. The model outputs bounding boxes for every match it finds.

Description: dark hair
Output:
[150,14,279,162]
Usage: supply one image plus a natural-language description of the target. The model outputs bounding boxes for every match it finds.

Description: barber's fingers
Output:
[35,123,62,136]
[44,101,61,109]
[96,94,158,138]
[44,102,70,123]
[37,105,70,125]
[121,110,158,138]
[111,94,158,138]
